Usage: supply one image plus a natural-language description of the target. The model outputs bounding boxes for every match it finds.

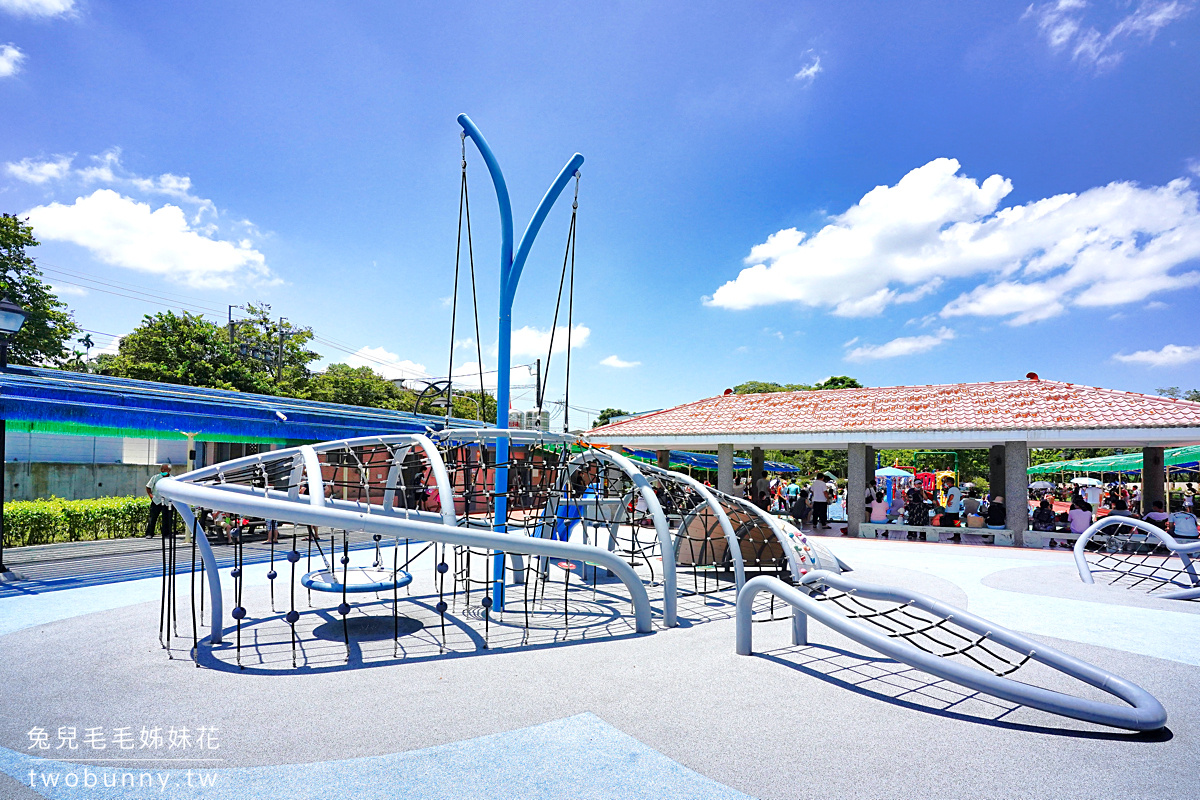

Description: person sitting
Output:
[985,495,1007,529]
[1032,499,1056,531]
[1142,500,1170,529]
[1169,510,1199,539]
[869,490,889,524]
[1068,498,1093,538]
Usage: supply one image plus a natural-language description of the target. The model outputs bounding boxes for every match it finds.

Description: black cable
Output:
[190,514,198,665]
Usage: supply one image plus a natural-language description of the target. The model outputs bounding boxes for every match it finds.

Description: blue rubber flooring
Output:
[0,712,754,799]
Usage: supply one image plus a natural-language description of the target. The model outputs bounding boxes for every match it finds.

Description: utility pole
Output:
[277,317,288,383]
[228,305,238,345]
[534,358,542,430]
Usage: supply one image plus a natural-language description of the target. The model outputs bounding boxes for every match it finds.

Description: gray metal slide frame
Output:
[735,573,1167,731]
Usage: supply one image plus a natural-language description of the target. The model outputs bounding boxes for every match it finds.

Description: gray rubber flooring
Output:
[1,537,1197,799]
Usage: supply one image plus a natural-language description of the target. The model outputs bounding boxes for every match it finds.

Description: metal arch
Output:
[161,433,461,643]
[736,574,1167,732]
[158,477,654,641]
[710,490,805,582]
[1073,515,1200,599]
[635,462,746,590]
[171,501,224,644]
[569,448,678,628]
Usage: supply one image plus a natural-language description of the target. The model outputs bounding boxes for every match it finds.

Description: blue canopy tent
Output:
[622,448,801,474]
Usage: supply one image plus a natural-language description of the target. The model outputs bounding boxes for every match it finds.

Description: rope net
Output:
[1084,528,1200,594]
[805,578,1034,678]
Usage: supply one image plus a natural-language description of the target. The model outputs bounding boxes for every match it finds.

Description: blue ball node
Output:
[287,550,300,563]
[267,570,277,581]
[337,602,351,616]
[230,568,241,579]
[373,534,382,542]
[285,610,300,624]
[436,601,448,614]
[231,606,246,620]
[481,596,493,609]
[437,562,449,574]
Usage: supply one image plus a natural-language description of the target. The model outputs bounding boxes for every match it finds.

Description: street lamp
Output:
[0,295,29,580]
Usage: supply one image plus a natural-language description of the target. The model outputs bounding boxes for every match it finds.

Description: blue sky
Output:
[2,0,1199,426]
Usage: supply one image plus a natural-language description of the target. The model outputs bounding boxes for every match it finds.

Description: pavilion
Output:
[585,375,1200,545]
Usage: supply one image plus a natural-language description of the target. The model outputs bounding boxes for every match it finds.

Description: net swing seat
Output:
[1073,515,1200,600]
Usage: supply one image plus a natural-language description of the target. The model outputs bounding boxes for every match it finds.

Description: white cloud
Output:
[1025,0,1190,71]
[0,0,75,17]
[450,362,534,393]
[793,53,822,84]
[1187,158,1200,178]
[48,283,87,297]
[845,328,955,362]
[5,154,71,183]
[600,355,641,368]
[507,324,590,358]
[0,44,25,78]
[708,158,1200,324]
[92,335,121,357]
[1113,343,1200,367]
[24,189,274,289]
[343,346,429,382]
[940,281,1065,325]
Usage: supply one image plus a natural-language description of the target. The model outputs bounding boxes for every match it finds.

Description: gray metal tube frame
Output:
[568,448,677,627]
[637,462,746,590]
[735,574,1167,731]
[1073,515,1200,600]
[159,478,653,641]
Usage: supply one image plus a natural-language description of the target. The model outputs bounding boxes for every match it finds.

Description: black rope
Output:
[393,537,400,659]
[564,175,578,433]
[340,532,350,662]
[288,531,299,669]
[158,514,167,649]
[190,514,198,666]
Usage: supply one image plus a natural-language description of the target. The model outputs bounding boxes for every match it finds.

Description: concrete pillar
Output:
[1004,440,1029,547]
[751,447,765,504]
[1142,447,1165,514]
[717,444,734,494]
[847,443,867,537]
[865,445,875,504]
[988,445,1005,498]
[656,449,670,470]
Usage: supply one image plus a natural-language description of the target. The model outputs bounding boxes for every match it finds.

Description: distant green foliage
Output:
[593,408,631,428]
[1158,387,1200,402]
[733,376,863,394]
[3,496,175,547]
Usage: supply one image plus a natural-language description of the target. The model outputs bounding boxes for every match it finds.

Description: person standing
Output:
[809,473,829,529]
[145,463,173,538]
[755,471,770,510]
[940,475,962,528]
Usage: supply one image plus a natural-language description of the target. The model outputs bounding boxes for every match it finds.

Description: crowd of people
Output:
[1030,481,1197,546]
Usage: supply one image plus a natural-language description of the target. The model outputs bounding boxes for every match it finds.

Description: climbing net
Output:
[805,579,1034,678]
[1084,528,1200,595]
[648,473,734,596]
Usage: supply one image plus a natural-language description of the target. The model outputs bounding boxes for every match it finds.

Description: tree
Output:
[305,363,408,409]
[98,310,274,393]
[733,376,863,394]
[593,408,630,428]
[0,214,79,366]
[1158,386,1200,402]
[812,375,863,390]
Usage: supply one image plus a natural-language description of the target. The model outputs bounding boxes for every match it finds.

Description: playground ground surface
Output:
[0,531,1197,799]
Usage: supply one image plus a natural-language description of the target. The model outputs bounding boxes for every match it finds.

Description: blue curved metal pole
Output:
[457,113,584,605]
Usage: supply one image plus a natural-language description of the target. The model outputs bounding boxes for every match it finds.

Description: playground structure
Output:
[1073,515,1200,600]
[144,114,1169,731]
[736,573,1167,731]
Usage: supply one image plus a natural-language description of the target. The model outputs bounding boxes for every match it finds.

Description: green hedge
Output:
[2,496,179,547]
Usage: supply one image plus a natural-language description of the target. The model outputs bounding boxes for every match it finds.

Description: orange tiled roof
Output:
[586,379,1200,438]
